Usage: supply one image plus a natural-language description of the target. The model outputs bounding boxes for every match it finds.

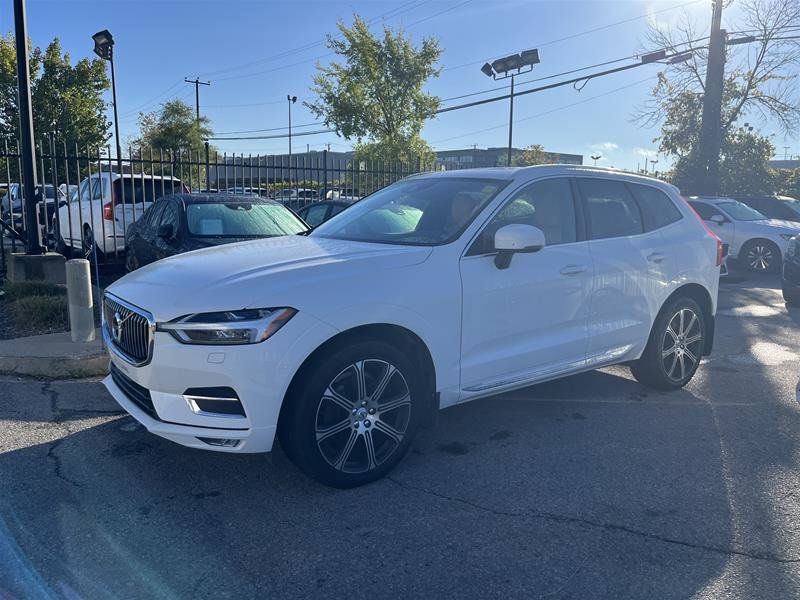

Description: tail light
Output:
[680,195,723,267]
[102,201,114,221]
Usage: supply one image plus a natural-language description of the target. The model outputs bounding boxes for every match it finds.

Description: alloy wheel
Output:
[315,359,411,474]
[82,228,94,259]
[661,308,703,383]
[746,244,773,271]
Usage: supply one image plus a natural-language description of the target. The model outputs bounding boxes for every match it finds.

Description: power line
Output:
[209,128,335,141]
[198,0,429,79]
[439,0,705,73]
[431,77,654,145]
[211,0,475,83]
[436,44,709,115]
[214,121,324,135]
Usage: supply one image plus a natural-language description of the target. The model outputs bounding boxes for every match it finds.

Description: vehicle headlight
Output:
[157,308,297,345]
[780,234,797,241]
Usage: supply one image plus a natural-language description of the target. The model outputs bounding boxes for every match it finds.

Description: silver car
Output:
[688,196,800,273]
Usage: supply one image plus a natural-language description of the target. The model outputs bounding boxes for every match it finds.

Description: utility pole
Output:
[14,0,42,254]
[697,0,726,195]
[185,78,210,120]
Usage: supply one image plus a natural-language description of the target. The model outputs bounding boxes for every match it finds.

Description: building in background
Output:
[435,147,583,168]
[207,146,583,188]
[770,158,800,170]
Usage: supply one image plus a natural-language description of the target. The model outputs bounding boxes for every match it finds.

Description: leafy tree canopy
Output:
[512,144,547,167]
[0,35,110,149]
[308,15,442,165]
[134,99,213,156]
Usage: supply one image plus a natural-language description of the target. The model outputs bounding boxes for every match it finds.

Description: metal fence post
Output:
[204,141,210,191]
[322,149,328,194]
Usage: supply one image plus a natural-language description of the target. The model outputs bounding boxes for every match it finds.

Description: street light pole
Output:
[109,53,122,175]
[507,74,515,167]
[479,48,539,169]
[92,30,122,176]
[13,0,43,254]
[590,154,601,166]
[287,95,297,159]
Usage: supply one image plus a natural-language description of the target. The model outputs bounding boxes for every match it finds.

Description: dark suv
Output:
[735,195,800,223]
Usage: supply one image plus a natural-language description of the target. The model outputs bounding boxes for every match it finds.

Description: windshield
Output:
[718,201,766,221]
[784,201,800,217]
[186,202,308,237]
[312,177,508,245]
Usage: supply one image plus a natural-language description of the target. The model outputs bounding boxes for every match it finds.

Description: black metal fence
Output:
[0,140,449,283]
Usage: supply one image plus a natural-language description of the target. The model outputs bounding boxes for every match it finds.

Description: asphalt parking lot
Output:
[2,269,800,599]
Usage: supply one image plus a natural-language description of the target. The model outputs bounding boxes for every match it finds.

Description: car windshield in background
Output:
[717,201,766,221]
[186,202,308,237]
[312,177,508,245]
[784,201,800,217]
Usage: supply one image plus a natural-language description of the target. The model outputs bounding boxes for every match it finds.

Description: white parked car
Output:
[55,172,185,257]
[103,166,722,487]
[688,196,800,273]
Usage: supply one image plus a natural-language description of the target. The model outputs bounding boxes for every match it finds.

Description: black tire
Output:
[51,216,71,257]
[278,339,424,488]
[630,297,706,391]
[82,225,104,262]
[784,288,800,306]
[125,250,140,272]
[740,239,781,273]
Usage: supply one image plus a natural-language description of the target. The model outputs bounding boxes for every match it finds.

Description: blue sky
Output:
[1,0,795,169]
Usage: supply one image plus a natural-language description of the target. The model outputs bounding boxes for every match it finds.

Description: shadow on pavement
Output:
[0,369,735,598]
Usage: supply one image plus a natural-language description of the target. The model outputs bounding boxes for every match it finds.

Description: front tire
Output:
[279,340,423,488]
[784,287,800,306]
[630,297,706,390]
[741,239,780,273]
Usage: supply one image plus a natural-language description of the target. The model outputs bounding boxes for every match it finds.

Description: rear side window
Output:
[302,203,329,227]
[689,201,722,220]
[144,199,167,227]
[629,184,682,231]
[578,179,643,240]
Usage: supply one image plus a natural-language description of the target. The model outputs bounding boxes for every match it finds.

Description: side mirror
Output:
[710,214,727,225]
[493,224,546,269]
[157,223,174,240]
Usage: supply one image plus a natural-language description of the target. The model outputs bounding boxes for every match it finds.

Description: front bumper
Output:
[102,310,338,454]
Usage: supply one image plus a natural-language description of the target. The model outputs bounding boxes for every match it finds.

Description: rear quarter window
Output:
[628,184,682,231]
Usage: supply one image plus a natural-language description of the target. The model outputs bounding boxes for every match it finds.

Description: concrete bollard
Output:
[66,259,95,343]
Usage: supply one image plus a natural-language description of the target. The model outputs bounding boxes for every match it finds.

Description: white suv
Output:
[56,172,185,258]
[103,166,722,487]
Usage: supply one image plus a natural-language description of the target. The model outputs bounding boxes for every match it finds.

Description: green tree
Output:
[135,99,212,154]
[775,168,800,198]
[0,35,110,149]
[635,0,799,192]
[512,144,547,167]
[308,15,442,167]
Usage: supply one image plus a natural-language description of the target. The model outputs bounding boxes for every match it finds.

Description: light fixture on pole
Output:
[590,154,601,166]
[92,29,122,175]
[287,94,297,159]
[650,158,659,174]
[480,48,540,167]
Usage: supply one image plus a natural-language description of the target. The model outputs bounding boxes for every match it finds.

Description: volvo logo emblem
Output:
[111,311,124,343]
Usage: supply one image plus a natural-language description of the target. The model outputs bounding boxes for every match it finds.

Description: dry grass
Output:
[1,281,69,332]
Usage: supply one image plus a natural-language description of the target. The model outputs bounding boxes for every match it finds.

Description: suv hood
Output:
[108,235,432,320]
[764,219,800,232]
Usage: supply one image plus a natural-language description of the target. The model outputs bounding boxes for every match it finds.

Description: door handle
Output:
[647,252,666,263]
[559,264,589,276]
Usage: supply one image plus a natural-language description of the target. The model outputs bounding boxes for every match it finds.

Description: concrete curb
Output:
[0,328,109,379]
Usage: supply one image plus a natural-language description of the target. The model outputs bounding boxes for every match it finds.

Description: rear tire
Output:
[741,239,780,273]
[630,297,706,390]
[784,288,800,306]
[278,339,423,488]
